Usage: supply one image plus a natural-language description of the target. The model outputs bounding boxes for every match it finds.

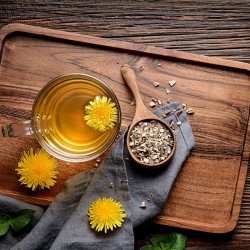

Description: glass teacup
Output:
[2,74,121,162]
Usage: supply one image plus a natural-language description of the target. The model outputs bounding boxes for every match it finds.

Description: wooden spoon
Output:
[121,64,176,168]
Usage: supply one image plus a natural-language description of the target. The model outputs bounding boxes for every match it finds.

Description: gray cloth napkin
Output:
[0,102,195,250]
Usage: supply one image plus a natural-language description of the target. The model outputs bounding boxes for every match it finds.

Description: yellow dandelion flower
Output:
[87,197,126,233]
[84,96,118,132]
[16,148,59,191]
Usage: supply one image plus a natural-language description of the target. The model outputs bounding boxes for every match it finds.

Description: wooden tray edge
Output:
[0,190,51,206]
[154,159,249,233]
[0,23,249,233]
[0,23,250,73]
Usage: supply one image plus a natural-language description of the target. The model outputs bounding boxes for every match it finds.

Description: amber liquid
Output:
[33,77,119,161]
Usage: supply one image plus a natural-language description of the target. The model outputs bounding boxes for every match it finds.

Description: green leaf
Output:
[9,209,35,232]
[140,232,187,250]
[0,209,35,236]
[0,214,10,236]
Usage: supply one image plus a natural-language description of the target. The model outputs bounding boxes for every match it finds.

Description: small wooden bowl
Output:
[127,118,176,168]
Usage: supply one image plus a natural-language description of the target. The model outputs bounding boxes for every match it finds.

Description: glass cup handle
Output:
[2,120,33,137]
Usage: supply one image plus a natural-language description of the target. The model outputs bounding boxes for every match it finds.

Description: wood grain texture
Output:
[0,1,250,248]
[0,23,249,242]
[0,0,250,62]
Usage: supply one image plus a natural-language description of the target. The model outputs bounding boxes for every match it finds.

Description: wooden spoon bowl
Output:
[121,64,176,168]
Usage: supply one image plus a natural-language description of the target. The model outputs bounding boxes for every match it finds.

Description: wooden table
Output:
[0,1,250,248]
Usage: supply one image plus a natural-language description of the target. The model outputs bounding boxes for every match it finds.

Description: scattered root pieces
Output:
[169,120,174,128]
[176,121,182,126]
[139,65,144,72]
[165,88,171,94]
[182,103,187,110]
[162,109,171,118]
[168,80,176,87]
[186,108,195,115]
[181,104,195,115]
[150,98,162,108]
[176,109,183,116]
[129,120,174,165]
[94,157,101,168]
[116,129,122,141]
[140,201,147,208]
[149,101,156,108]
[153,81,160,87]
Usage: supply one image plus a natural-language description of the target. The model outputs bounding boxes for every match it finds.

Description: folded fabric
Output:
[0,102,195,250]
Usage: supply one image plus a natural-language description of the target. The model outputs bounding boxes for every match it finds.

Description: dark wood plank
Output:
[0,0,249,63]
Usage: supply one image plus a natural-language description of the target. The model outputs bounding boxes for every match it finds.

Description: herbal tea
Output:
[32,75,120,161]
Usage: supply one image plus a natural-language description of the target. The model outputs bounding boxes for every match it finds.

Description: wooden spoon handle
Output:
[121,64,145,108]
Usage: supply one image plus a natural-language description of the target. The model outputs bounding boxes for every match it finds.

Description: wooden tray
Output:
[0,23,249,233]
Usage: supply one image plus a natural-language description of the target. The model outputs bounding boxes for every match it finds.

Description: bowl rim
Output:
[32,73,122,162]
